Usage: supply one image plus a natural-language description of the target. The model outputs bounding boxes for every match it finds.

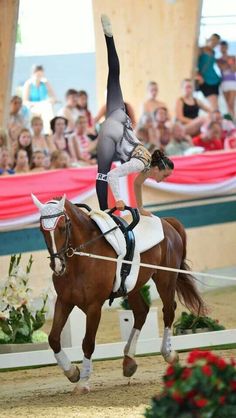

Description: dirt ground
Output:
[0,286,236,418]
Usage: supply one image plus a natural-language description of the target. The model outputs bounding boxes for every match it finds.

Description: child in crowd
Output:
[70,115,97,165]
[77,90,96,135]
[50,150,70,169]
[192,121,224,151]
[0,147,14,175]
[30,150,46,172]
[14,149,30,174]
[31,116,49,155]
[16,128,33,165]
[148,107,171,150]
[57,89,80,133]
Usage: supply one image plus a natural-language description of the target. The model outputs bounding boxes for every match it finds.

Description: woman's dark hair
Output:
[220,40,228,47]
[151,150,174,170]
[50,116,68,133]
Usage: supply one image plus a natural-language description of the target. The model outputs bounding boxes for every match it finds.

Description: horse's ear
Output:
[58,194,66,211]
[31,193,44,211]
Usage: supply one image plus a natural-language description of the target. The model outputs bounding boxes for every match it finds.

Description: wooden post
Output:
[0,0,19,128]
[93,0,202,118]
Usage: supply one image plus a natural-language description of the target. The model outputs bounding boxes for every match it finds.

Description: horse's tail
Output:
[164,217,207,316]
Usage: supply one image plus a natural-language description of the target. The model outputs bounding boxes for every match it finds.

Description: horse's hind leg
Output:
[153,271,179,364]
[122,290,150,378]
[48,297,79,383]
[74,303,102,394]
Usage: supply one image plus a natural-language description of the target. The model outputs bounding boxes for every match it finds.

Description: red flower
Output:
[165,365,175,376]
[165,379,175,388]
[219,396,226,405]
[182,367,192,379]
[186,389,197,399]
[194,398,208,408]
[201,364,212,377]
[172,391,183,404]
[216,358,227,370]
[230,381,236,391]
[188,350,209,364]
[230,358,236,367]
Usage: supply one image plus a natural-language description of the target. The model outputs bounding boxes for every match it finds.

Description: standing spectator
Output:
[196,34,221,111]
[16,128,33,165]
[0,147,14,175]
[14,149,30,174]
[193,121,223,151]
[149,107,171,150]
[165,123,192,156]
[31,116,49,155]
[141,81,167,118]
[175,79,210,136]
[8,96,30,130]
[48,116,75,160]
[57,89,80,132]
[70,116,97,165]
[77,90,96,134]
[217,41,236,119]
[30,150,46,172]
[23,65,56,133]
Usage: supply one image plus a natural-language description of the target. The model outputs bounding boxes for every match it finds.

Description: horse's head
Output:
[32,194,71,276]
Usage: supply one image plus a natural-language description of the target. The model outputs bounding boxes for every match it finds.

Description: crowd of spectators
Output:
[1,33,236,176]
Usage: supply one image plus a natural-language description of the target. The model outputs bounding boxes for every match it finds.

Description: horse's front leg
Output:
[74,303,102,394]
[48,297,80,382]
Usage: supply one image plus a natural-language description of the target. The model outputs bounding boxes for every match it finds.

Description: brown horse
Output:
[32,194,205,393]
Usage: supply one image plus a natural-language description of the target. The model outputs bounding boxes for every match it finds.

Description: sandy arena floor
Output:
[0,286,236,418]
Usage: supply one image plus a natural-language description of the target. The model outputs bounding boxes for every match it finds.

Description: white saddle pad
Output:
[89,210,164,294]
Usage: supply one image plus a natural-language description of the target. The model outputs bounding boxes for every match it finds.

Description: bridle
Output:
[40,211,73,263]
[40,209,119,266]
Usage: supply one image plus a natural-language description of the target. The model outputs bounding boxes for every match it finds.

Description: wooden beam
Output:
[0,0,19,128]
[93,0,202,117]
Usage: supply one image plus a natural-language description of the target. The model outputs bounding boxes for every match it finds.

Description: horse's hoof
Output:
[64,365,80,383]
[72,385,90,395]
[123,355,138,377]
[164,351,179,364]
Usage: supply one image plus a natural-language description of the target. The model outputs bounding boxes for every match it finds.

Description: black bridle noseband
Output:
[40,211,73,263]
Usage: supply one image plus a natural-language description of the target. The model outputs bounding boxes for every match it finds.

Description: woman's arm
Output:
[197,99,211,113]
[94,104,106,124]
[134,171,152,216]
[45,81,57,103]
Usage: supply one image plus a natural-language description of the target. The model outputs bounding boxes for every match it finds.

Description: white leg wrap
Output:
[124,328,140,359]
[80,356,92,380]
[55,349,72,371]
[161,327,172,358]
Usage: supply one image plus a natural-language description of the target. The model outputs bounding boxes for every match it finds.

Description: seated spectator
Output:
[8,123,22,155]
[16,128,33,165]
[23,65,56,134]
[8,95,30,130]
[192,121,224,151]
[14,149,30,174]
[31,116,49,155]
[48,116,74,160]
[77,90,96,134]
[224,130,236,150]
[50,150,70,169]
[149,107,171,150]
[94,101,136,127]
[30,150,46,172]
[0,128,9,149]
[141,81,168,118]
[70,116,97,165]
[0,147,14,175]
[165,123,192,156]
[175,79,210,136]
[201,109,235,137]
[57,89,80,132]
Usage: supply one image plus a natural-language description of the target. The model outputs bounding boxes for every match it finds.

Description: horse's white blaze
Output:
[50,230,62,274]
[124,328,140,359]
